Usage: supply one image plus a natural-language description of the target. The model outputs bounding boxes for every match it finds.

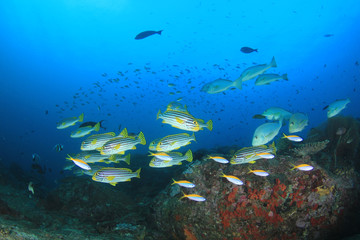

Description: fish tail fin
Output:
[233,77,243,90]
[125,154,131,165]
[207,120,213,131]
[282,73,288,80]
[156,110,161,120]
[282,133,287,139]
[179,191,187,200]
[248,168,253,174]
[109,155,116,162]
[135,168,141,178]
[271,141,277,155]
[171,178,177,185]
[185,149,193,162]
[270,56,277,68]
[138,132,146,145]
[94,122,101,132]
[157,30,163,35]
[255,49,258,52]
[252,114,266,119]
[191,132,196,142]
[78,113,84,122]
[290,163,296,171]
[120,128,128,137]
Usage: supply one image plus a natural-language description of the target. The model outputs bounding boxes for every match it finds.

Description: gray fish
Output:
[241,47,258,53]
[135,30,163,40]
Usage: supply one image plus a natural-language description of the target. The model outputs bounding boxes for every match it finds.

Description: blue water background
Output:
[0,0,359,184]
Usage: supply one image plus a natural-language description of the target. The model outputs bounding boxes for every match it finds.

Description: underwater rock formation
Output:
[152,153,360,240]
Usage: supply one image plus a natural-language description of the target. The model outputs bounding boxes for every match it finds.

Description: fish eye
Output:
[159,142,162,145]
[193,121,197,124]
[290,122,294,125]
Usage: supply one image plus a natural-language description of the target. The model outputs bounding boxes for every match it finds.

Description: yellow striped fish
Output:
[100,132,146,155]
[231,142,276,165]
[149,133,196,152]
[70,122,100,138]
[73,151,112,164]
[108,153,131,165]
[157,109,212,132]
[57,113,84,129]
[92,167,141,186]
[81,132,116,151]
[149,149,193,168]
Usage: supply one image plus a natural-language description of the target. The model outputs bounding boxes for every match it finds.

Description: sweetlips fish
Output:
[74,165,104,177]
[323,98,351,118]
[289,113,308,133]
[69,151,111,164]
[57,113,84,129]
[252,121,282,146]
[100,131,146,155]
[92,167,141,186]
[230,142,276,165]
[157,109,213,132]
[81,132,117,151]
[149,149,193,168]
[149,133,196,152]
[166,101,188,113]
[108,153,131,165]
[70,122,100,138]
[201,79,238,94]
[255,73,288,86]
[234,56,277,89]
[253,107,292,121]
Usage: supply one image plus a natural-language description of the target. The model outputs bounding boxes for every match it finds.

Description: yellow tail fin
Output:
[78,113,84,122]
[185,149,193,162]
[94,122,100,132]
[207,120,213,131]
[156,110,161,120]
[124,154,131,165]
[138,132,146,145]
[135,168,141,178]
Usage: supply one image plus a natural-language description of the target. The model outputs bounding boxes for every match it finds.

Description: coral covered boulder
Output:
[152,153,360,240]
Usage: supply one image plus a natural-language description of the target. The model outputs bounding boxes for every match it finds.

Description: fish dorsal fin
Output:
[120,128,128,137]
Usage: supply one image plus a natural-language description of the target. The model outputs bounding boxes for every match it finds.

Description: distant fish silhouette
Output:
[135,30,163,40]
[240,47,258,53]
[324,34,334,37]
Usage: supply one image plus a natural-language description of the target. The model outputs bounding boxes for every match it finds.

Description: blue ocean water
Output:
[0,1,359,238]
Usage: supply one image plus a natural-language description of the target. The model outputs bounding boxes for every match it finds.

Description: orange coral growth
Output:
[174,214,182,221]
[310,216,326,227]
[227,187,238,203]
[184,226,197,240]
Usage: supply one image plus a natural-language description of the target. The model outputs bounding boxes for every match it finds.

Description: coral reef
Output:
[292,140,330,157]
[152,153,360,240]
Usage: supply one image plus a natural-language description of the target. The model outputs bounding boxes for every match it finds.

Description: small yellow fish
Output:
[221,173,243,185]
[282,133,303,142]
[172,179,195,188]
[179,192,206,201]
[248,168,269,177]
[291,164,313,171]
